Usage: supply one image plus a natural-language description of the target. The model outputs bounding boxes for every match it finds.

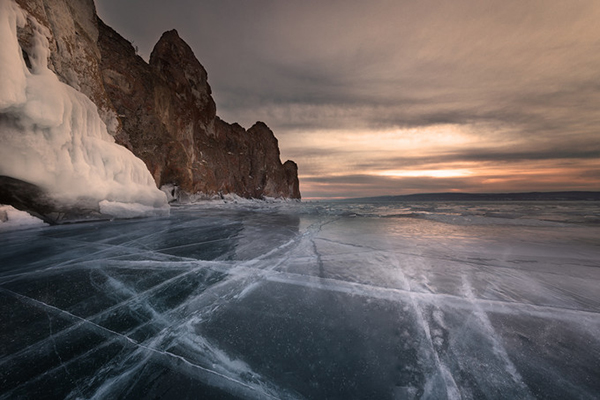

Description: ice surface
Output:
[0,200,599,399]
[0,0,168,218]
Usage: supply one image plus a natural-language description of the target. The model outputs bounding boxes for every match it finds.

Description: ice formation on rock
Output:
[0,204,46,230]
[0,0,168,218]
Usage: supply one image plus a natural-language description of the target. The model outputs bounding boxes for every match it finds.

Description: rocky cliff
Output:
[11,0,300,202]
[14,0,119,133]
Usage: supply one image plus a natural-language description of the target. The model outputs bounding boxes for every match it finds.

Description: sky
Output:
[96,0,600,199]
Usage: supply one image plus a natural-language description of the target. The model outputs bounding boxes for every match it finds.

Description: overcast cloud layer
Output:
[96,0,600,199]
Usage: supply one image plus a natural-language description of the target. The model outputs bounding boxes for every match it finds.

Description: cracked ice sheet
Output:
[0,208,302,400]
[197,277,600,400]
[275,216,600,314]
[1,203,600,399]
[197,279,537,399]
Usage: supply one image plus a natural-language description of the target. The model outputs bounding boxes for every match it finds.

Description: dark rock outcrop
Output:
[98,25,300,199]
[0,176,105,225]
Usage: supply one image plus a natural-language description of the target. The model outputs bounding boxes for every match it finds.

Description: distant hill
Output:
[346,191,600,202]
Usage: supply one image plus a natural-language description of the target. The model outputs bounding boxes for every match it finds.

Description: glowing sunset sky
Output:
[96,0,600,199]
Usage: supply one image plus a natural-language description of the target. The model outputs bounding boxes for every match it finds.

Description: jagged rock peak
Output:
[250,121,272,131]
[149,28,216,126]
[97,21,299,199]
[150,28,209,91]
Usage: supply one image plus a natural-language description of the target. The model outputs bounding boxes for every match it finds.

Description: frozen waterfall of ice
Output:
[0,0,168,218]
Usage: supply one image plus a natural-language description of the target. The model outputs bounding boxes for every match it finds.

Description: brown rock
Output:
[96,19,172,185]
[97,25,301,199]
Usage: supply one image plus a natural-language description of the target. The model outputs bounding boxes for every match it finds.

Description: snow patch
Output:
[160,183,180,203]
[172,191,300,206]
[0,204,47,231]
[99,200,169,219]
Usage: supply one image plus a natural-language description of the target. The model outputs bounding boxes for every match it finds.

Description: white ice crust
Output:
[0,0,168,218]
[0,204,47,230]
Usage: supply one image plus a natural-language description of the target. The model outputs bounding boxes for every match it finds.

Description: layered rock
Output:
[5,0,300,213]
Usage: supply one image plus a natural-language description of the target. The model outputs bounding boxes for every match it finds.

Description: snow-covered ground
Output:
[0,201,599,399]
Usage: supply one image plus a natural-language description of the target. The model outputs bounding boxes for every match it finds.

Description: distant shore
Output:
[343,191,600,202]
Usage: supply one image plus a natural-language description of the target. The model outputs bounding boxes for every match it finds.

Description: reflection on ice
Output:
[1,201,599,399]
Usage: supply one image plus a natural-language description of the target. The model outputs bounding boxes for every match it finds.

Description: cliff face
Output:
[99,25,300,199]
[14,0,120,134]
[12,0,300,201]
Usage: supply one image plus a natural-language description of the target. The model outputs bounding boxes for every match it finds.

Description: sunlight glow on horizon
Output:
[376,169,474,178]
[281,124,599,199]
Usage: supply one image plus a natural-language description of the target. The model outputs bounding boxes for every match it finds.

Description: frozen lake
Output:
[1,201,599,399]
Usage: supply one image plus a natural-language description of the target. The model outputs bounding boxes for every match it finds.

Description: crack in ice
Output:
[0,288,289,400]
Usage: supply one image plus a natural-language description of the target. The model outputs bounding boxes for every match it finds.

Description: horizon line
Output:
[302,190,600,201]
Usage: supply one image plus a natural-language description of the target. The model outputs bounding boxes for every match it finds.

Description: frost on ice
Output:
[0,0,168,219]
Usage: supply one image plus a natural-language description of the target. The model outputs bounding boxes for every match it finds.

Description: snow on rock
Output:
[0,0,168,219]
[98,200,168,219]
[160,183,180,203]
[0,0,27,109]
[0,204,47,231]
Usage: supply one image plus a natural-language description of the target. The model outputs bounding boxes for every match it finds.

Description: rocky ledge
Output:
[5,0,299,221]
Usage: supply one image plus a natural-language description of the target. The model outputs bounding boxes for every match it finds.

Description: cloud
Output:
[300,163,600,199]
[356,149,600,172]
[96,0,600,198]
